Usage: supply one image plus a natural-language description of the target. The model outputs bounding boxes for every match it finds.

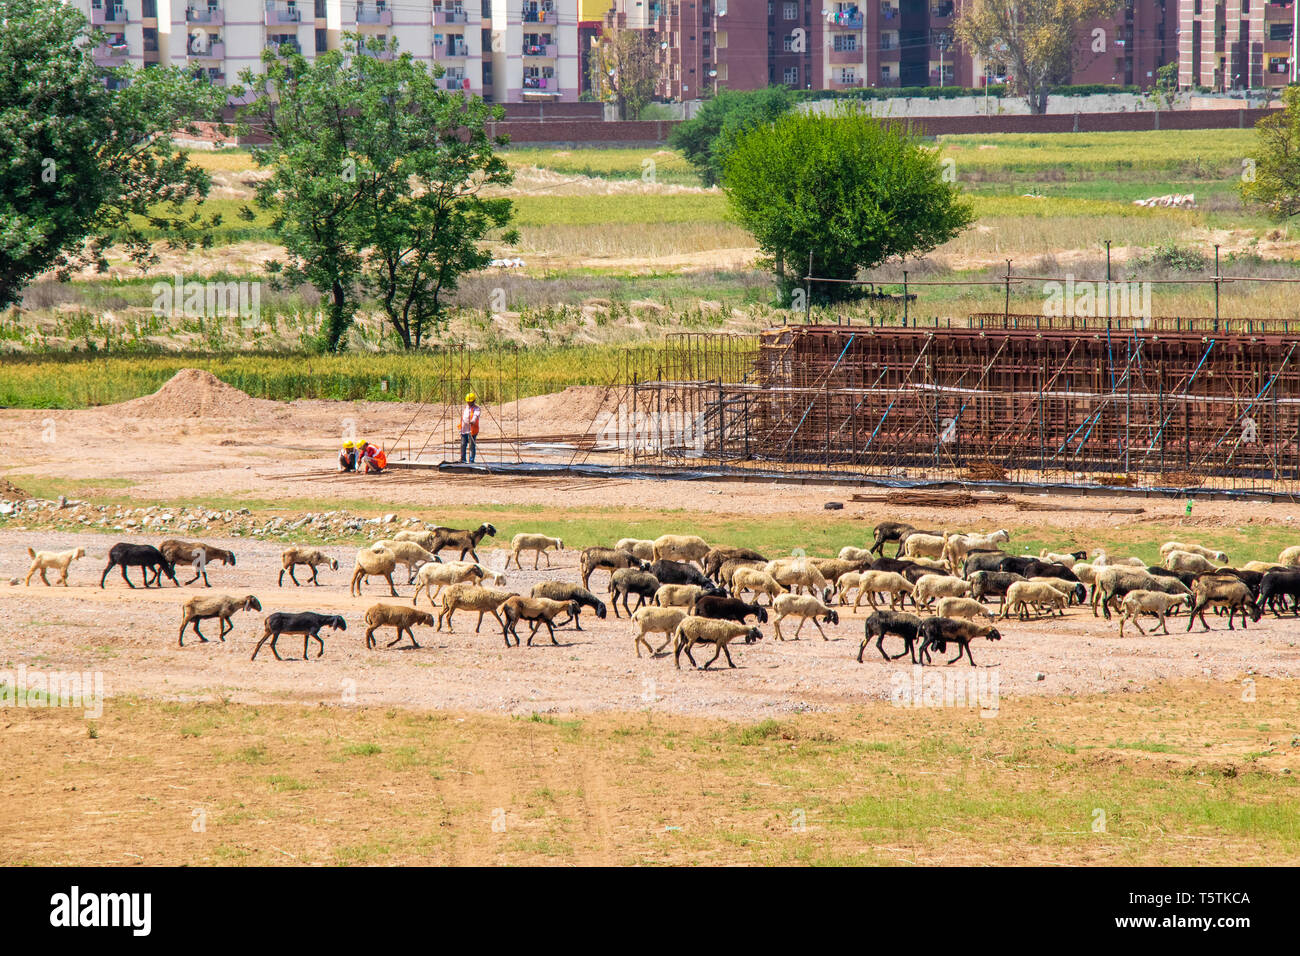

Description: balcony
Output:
[523,42,557,57]
[829,74,861,88]
[187,5,223,23]
[523,3,555,23]
[522,75,556,89]
[93,41,130,66]
[829,46,862,64]
[265,3,303,25]
[443,75,468,89]
[826,9,864,28]
[434,9,467,23]
[880,2,898,20]
[435,39,470,57]
[880,35,897,50]
[194,69,226,85]
[357,7,393,24]
[930,0,953,17]
[189,39,225,58]
[91,4,128,24]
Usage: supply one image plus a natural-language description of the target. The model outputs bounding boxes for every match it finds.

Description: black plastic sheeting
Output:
[430,461,1300,504]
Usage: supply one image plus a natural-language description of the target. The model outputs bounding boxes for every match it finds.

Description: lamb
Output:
[610,568,661,617]
[436,583,514,634]
[860,610,924,663]
[652,534,711,567]
[1117,590,1191,638]
[911,573,972,610]
[178,594,261,646]
[941,530,1010,574]
[702,546,767,581]
[917,617,1002,667]
[159,539,236,587]
[500,596,580,647]
[615,538,657,561]
[530,581,607,630]
[429,522,498,562]
[1159,541,1229,563]
[350,546,399,598]
[251,611,346,661]
[771,593,840,641]
[1093,566,1190,619]
[24,546,85,586]
[631,606,688,658]
[900,532,948,561]
[935,596,994,622]
[968,570,1025,606]
[870,521,915,557]
[506,533,564,570]
[363,603,436,650]
[731,567,787,605]
[278,547,338,587]
[374,539,439,584]
[1280,546,1300,567]
[653,583,712,613]
[100,543,178,589]
[1164,550,1220,576]
[579,546,647,590]
[411,561,488,606]
[672,616,763,670]
[854,570,915,610]
[693,594,768,625]
[999,580,1068,620]
[1187,577,1261,631]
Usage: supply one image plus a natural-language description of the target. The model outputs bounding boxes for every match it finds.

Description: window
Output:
[316,27,326,50]
[783,1,796,18]
[1270,23,1293,41]
[782,33,794,50]
[833,34,857,51]
[783,65,798,83]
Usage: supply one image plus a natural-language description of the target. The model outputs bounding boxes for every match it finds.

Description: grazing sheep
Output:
[771,593,840,641]
[501,596,580,647]
[941,530,1010,574]
[912,573,972,610]
[159,539,236,587]
[24,546,85,587]
[653,583,711,613]
[279,547,338,587]
[917,617,1002,667]
[901,532,948,561]
[363,603,436,650]
[1280,546,1300,568]
[1187,577,1261,631]
[935,596,994,623]
[615,538,657,561]
[702,546,767,581]
[350,546,399,597]
[1117,590,1191,638]
[411,561,488,606]
[1159,541,1229,563]
[652,534,711,567]
[854,570,915,610]
[693,595,768,626]
[506,533,564,570]
[436,584,514,634]
[672,616,762,670]
[429,523,498,562]
[178,594,261,646]
[579,546,646,590]
[999,581,1068,620]
[968,570,1026,607]
[631,606,688,657]
[1164,550,1219,576]
[610,568,661,617]
[860,610,924,663]
[374,539,439,584]
[731,567,788,605]
[870,521,915,557]
[530,582,607,630]
[100,543,178,589]
[251,611,346,661]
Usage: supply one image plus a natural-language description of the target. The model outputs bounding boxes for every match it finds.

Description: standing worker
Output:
[460,392,481,463]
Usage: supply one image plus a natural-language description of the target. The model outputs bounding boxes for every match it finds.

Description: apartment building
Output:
[1179,0,1298,88]
[488,0,580,100]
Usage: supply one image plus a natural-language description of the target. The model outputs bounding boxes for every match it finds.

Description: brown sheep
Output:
[363,603,436,650]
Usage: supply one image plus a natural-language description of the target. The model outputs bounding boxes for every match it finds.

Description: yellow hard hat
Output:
[343,440,354,448]
[465,392,477,403]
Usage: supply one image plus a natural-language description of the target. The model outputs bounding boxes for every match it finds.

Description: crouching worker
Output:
[338,440,357,472]
[358,439,387,474]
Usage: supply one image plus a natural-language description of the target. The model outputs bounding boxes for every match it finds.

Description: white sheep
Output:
[630,606,688,658]
[1038,551,1079,568]
[351,546,399,597]
[615,538,657,561]
[935,596,994,622]
[771,593,840,641]
[411,561,488,606]
[835,570,867,606]
[436,583,515,633]
[855,570,915,610]
[731,567,787,605]
[1117,590,1191,638]
[672,615,762,669]
[374,539,438,583]
[999,580,1068,620]
[1159,541,1228,563]
[767,560,830,598]
[1279,546,1300,567]
[911,573,972,610]
[1164,550,1218,575]
[392,528,437,551]
[901,532,947,561]
[652,534,711,567]
[837,546,876,562]
[24,546,86,586]
[653,583,709,612]
[507,532,564,570]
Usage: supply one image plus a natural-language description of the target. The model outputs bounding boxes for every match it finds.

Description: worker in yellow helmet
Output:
[338,439,357,473]
[459,392,481,463]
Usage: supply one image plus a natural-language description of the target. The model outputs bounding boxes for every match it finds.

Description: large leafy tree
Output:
[0,0,228,308]
[241,35,515,351]
[956,0,1118,114]
[587,26,658,120]
[669,86,795,187]
[723,108,974,305]
[1241,86,1300,222]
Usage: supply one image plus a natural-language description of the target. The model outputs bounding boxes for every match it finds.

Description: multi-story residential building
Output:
[1179,0,1297,89]
[488,0,580,100]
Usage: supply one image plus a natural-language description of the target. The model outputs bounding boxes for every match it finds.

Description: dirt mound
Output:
[113,368,279,419]
[500,385,622,435]
[0,479,29,500]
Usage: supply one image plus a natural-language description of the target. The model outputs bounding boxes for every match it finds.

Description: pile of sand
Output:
[113,368,281,419]
[500,386,622,435]
[0,479,30,500]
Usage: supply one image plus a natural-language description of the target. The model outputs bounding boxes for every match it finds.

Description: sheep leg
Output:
[219,617,233,640]
[533,552,540,570]
[773,618,784,641]
[365,625,378,650]
[959,642,976,667]
[385,573,398,598]
[39,568,51,586]
[250,630,274,661]
[702,641,725,670]
[545,620,558,646]
[815,619,829,641]
[120,565,135,589]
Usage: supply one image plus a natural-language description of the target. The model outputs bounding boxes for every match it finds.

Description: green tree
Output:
[1241,86,1300,222]
[241,35,515,351]
[669,86,795,187]
[723,108,974,305]
[0,0,228,308]
[588,26,658,120]
[956,0,1118,114]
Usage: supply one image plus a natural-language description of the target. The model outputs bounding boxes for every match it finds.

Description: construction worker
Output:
[460,392,481,463]
[338,440,357,472]
[358,439,387,474]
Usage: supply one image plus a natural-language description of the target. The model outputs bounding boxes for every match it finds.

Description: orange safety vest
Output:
[462,404,481,436]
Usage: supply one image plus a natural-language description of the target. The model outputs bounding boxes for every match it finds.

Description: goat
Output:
[672,616,762,670]
[178,594,261,646]
[100,543,178,589]
[251,611,346,660]
[279,547,338,587]
[159,539,236,587]
[24,546,85,587]
[363,603,436,650]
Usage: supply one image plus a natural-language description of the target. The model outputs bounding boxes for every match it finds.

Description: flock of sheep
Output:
[19,518,1300,670]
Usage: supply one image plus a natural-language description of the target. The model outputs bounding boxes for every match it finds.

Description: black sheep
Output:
[251,611,347,660]
[100,543,179,589]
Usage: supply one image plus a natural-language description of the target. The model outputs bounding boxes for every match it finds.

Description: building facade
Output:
[1178,0,1297,89]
